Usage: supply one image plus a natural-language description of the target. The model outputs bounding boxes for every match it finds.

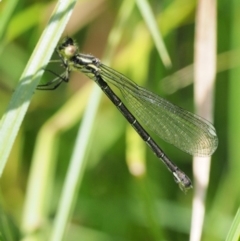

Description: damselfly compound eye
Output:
[64,44,78,57]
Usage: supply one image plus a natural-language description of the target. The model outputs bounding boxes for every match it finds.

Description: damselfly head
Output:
[57,37,78,60]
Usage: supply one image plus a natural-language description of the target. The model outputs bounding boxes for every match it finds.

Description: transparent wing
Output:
[100,64,218,156]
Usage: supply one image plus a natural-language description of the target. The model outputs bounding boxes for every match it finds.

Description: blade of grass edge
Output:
[135,0,172,68]
[225,208,240,241]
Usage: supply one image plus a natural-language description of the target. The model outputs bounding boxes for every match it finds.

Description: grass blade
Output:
[0,0,77,176]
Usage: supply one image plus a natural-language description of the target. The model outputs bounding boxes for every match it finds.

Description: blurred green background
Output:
[0,0,239,241]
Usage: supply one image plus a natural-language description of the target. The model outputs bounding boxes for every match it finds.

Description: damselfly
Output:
[38,37,218,192]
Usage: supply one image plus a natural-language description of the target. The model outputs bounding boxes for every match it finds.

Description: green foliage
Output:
[0,0,239,241]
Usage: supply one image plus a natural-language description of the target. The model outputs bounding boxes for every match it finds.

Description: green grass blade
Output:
[225,208,240,241]
[0,0,18,41]
[50,85,102,241]
[0,0,77,176]
[135,0,172,67]
[21,83,92,236]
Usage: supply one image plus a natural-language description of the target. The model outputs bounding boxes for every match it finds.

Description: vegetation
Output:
[0,0,239,241]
